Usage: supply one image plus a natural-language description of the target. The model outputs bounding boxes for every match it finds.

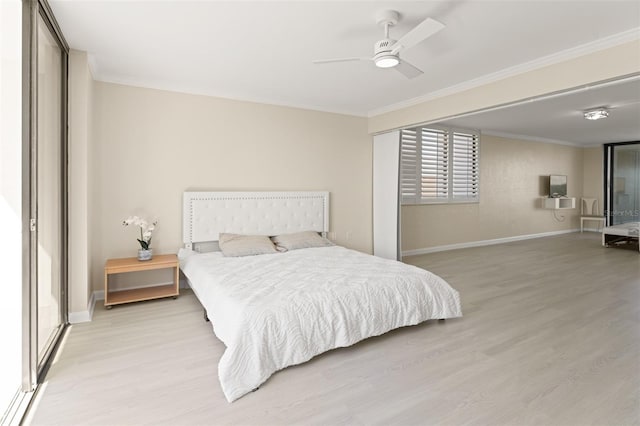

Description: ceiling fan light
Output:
[375,55,399,68]
[583,108,609,120]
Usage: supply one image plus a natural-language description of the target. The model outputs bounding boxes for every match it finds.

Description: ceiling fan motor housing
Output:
[374,38,396,59]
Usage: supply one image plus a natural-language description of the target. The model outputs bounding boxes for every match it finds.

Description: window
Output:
[401,126,479,204]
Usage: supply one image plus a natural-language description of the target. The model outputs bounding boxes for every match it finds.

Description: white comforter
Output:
[179,246,462,402]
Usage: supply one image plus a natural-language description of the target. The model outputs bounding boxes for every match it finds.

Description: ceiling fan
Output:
[312,10,445,79]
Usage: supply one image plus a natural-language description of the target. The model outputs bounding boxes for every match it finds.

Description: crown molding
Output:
[368,27,640,118]
[93,74,368,118]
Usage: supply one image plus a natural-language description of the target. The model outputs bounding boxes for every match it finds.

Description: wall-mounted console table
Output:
[543,197,576,209]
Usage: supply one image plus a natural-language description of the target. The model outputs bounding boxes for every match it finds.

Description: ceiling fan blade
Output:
[390,17,445,55]
[394,60,424,79]
[312,57,371,64]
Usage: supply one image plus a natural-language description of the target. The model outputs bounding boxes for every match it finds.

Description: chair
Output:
[580,198,605,233]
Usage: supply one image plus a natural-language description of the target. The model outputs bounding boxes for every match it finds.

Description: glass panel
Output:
[611,143,640,225]
[36,14,63,363]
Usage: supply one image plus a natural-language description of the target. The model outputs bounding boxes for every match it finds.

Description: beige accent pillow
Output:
[218,233,278,257]
[271,231,333,252]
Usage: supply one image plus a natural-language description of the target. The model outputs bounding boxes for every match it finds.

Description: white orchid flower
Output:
[123,215,158,250]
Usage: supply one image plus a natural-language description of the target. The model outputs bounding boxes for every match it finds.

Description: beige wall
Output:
[90,82,372,291]
[65,40,635,312]
[582,146,604,215]
[68,50,94,314]
[401,135,585,252]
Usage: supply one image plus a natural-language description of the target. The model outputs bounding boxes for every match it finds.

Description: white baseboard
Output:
[68,291,97,324]
[402,229,580,257]
[68,311,91,323]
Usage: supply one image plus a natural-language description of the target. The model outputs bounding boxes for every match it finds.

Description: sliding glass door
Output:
[1,1,67,422]
[0,0,68,424]
[24,0,68,396]
[35,10,66,367]
[605,142,640,225]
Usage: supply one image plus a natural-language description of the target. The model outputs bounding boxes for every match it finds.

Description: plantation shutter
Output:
[400,129,419,204]
[401,126,480,204]
[452,131,479,200]
[420,128,449,201]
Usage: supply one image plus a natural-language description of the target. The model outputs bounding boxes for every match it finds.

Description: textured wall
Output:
[401,135,585,251]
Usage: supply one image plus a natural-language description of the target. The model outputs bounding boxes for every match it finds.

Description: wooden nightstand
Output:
[104,254,179,308]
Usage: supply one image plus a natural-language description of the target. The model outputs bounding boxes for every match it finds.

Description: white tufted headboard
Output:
[183,191,330,248]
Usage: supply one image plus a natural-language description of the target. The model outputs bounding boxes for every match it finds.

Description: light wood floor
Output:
[27,233,639,426]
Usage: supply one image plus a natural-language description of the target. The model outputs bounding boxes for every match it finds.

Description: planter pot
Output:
[138,248,153,261]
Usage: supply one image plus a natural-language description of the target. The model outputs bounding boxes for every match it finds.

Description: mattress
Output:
[179,245,462,402]
[603,222,640,237]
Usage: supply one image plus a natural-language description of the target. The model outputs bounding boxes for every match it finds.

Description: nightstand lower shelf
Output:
[106,284,178,307]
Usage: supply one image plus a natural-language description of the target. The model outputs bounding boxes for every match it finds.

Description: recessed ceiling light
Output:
[583,107,609,120]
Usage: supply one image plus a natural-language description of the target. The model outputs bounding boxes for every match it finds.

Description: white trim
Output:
[94,76,366,118]
[68,310,90,324]
[402,229,579,257]
[368,28,640,117]
[68,291,97,324]
[94,290,105,301]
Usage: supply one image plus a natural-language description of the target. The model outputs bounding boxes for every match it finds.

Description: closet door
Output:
[373,131,401,260]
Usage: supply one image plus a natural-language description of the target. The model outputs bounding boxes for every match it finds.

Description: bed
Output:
[602,221,640,251]
[179,191,463,402]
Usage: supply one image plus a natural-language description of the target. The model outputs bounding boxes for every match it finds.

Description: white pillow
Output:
[218,233,278,257]
[271,231,333,252]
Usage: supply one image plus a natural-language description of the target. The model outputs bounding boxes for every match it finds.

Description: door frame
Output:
[21,0,69,393]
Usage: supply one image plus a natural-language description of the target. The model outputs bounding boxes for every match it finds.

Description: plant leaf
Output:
[137,239,149,250]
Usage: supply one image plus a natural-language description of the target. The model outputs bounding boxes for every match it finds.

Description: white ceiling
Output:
[50,0,640,144]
